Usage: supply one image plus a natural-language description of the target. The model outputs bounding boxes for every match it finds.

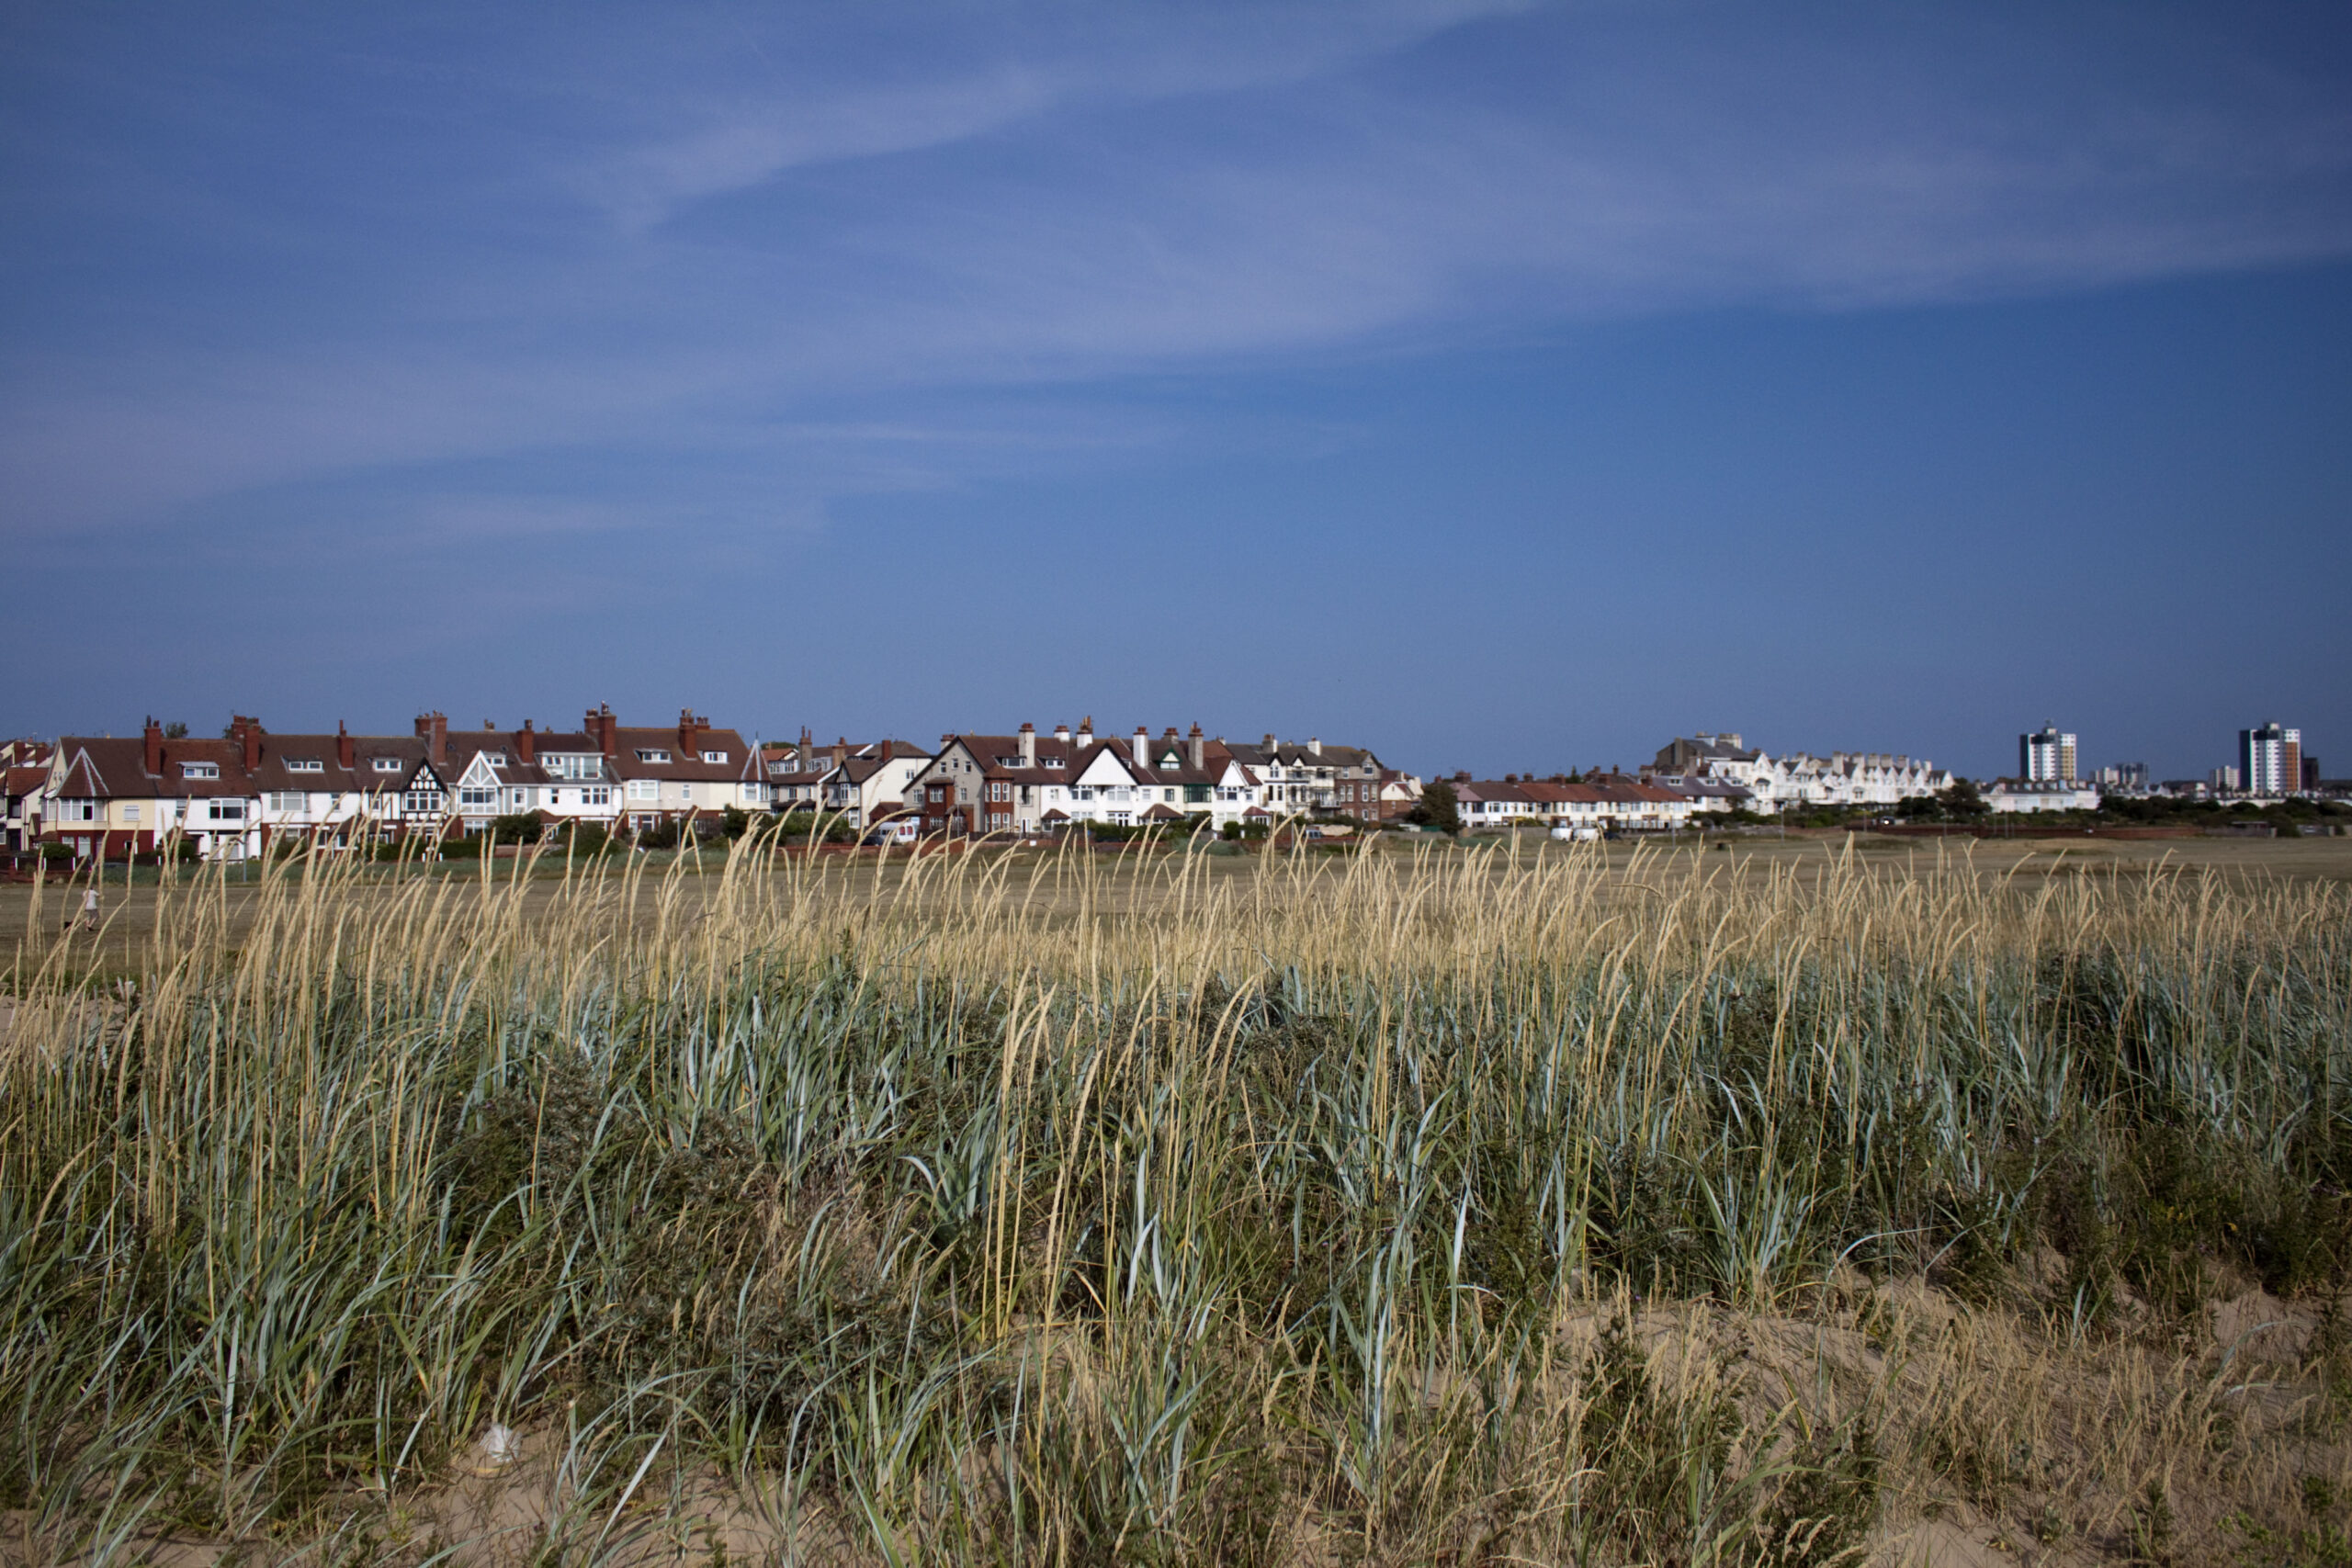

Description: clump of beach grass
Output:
[0,829,2347,1563]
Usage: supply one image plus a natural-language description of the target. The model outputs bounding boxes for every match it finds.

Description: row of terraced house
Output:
[765,720,1417,837]
[6,706,1967,863]
[19,708,770,861]
[6,710,1421,860]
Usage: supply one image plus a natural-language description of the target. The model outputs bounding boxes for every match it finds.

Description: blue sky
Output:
[3,2,2347,781]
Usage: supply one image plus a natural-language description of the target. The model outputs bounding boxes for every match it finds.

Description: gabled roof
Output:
[605,726,752,784]
[54,737,253,799]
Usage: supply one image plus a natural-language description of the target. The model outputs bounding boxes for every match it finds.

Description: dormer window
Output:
[636,749,671,763]
[181,761,219,780]
[286,758,323,773]
[373,757,403,773]
[481,752,506,766]
[701,750,727,764]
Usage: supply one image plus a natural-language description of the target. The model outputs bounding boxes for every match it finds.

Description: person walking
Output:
[74,885,98,932]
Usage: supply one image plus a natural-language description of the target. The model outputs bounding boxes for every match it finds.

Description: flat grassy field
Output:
[3,832,2350,1564]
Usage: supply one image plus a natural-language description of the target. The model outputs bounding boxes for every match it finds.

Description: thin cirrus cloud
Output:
[1,2,2348,541]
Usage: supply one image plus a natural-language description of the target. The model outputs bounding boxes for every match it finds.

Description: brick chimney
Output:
[230,714,263,771]
[798,726,813,770]
[1078,716,1094,746]
[1054,723,1071,745]
[336,721,354,771]
[589,705,616,758]
[1019,722,1035,767]
[516,719,535,765]
[143,717,163,776]
[833,737,849,771]
[1263,733,1276,751]
[1189,723,1204,772]
[416,711,447,762]
[880,739,894,762]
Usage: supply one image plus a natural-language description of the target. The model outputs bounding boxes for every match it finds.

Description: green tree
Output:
[1938,779,1988,819]
[162,720,188,739]
[1412,780,1463,835]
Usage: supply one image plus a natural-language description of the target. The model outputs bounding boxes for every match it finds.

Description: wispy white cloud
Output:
[1,1,2347,540]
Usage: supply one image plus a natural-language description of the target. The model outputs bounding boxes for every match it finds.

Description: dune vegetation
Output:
[2,833,2350,1564]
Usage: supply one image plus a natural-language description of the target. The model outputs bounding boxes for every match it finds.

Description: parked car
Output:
[1550,823,1600,841]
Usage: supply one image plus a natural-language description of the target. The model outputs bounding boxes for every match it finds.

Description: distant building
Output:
[1650,732,1950,815]
[1986,780,2101,814]
[2020,724,2077,784]
[2240,722,2302,795]
[2211,765,2242,794]
[2094,762,2148,791]
[2304,756,2323,793]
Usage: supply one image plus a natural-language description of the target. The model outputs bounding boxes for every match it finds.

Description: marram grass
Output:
[1,833,2348,1564]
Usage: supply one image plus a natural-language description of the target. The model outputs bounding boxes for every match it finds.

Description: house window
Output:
[677,783,694,804]
[701,750,727,763]
[636,749,671,763]
[986,781,1010,803]
[403,790,441,814]
[458,788,495,807]
[481,752,506,767]
[124,803,141,822]
[286,759,323,773]
[582,786,612,807]
[268,792,309,813]
[374,758,403,773]
[56,801,96,822]
[182,762,219,780]
[626,779,659,802]
[547,755,603,781]
[208,799,245,822]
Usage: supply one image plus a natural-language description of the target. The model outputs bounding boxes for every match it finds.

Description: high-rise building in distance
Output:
[2020,723,2076,784]
[2240,722,2302,795]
